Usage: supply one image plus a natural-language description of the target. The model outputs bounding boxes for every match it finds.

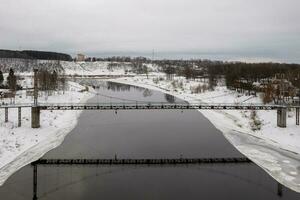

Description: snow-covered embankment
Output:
[0,81,94,186]
[109,75,300,193]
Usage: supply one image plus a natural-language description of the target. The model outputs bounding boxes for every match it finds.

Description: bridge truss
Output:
[37,103,285,111]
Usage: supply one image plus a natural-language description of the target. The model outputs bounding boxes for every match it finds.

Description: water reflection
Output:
[76,79,144,93]
[28,162,293,200]
[1,81,300,200]
[165,93,175,103]
[107,82,131,92]
[142,89,153,97]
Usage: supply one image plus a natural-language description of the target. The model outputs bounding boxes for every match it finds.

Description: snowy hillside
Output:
[0,58,64,73]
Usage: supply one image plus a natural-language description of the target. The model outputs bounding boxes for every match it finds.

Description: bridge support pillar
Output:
[18,107,21,127]
[296,108,299,126]
[33,164,38,200]
[277,107,287,128]
[31,107,40,128]
[277,183,283,197]
[5,107,8,123]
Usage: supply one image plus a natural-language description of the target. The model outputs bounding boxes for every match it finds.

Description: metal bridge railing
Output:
[0,102,294,109]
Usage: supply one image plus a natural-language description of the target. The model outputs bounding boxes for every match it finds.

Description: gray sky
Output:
[1,0,300,62]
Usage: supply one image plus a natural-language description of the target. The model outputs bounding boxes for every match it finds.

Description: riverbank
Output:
[108,75,300,192]
[0,81,94,186]
[0,66,299,192]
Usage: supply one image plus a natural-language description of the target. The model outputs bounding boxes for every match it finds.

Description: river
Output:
[0,81,299,199]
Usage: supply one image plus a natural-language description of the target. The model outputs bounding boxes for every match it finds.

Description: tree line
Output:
[0,68,21,91]
[156,60,300,103]
[0,49,72,61]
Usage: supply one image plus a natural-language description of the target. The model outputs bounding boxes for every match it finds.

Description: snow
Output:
[62,61,134,76]
[0,61,300,193]
[106,74,300,192]
[224,130,300,192]
[0,80,94,185]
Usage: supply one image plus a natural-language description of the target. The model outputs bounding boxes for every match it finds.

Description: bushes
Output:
[171,80,183,90]
[249,110,262,131]
[153,76,165,84]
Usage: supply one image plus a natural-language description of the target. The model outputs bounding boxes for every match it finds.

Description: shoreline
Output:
[108,77,300,193]
[0,76,299,192]
[0,82,95,186]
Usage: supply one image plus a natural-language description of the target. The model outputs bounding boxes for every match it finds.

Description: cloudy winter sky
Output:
[0,0,300,62]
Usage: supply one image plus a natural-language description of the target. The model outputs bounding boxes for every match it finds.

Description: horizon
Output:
[1,0,300,64]
[3,49,300,64]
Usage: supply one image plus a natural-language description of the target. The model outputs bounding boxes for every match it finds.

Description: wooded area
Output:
[0,49,72,61]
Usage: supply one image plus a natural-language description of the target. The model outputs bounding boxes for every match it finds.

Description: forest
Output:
[0,49,72,61]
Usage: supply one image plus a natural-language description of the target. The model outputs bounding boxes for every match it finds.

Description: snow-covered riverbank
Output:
[0,81,94,186]
[108,75,300,192]
[0,61,299,192]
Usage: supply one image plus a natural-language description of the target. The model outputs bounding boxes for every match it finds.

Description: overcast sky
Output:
[0,0,300,62]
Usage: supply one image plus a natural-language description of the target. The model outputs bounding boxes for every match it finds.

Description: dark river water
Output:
[0,81,300,200]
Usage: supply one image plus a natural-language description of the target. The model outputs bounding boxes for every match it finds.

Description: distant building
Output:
[77,54,85,62]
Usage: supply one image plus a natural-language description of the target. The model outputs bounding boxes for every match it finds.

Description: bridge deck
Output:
[39,103,281,110]
[32,158,252,166]
[0,102,297,110]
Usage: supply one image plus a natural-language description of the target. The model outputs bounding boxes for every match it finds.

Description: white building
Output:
[76,54,85,62]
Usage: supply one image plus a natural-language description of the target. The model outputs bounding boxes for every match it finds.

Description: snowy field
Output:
[0,61,299,192]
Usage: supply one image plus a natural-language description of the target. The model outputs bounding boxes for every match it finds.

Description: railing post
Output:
[18,107,21,127]
[5,107,8,123]
[31,107,40,128]
[296,108,299,126]
[277,107,287,128]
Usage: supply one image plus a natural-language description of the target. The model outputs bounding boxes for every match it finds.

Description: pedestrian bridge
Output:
[38,102,283,110]
[32,157,251,166]
[0,102,299,128]
[0,102,287,110]
[30,157,253,200]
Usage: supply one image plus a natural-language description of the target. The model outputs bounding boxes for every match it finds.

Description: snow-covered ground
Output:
[62,61,134,76]
[0,61,299,193]
[0,79,94,186]
[108,75,300,192]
